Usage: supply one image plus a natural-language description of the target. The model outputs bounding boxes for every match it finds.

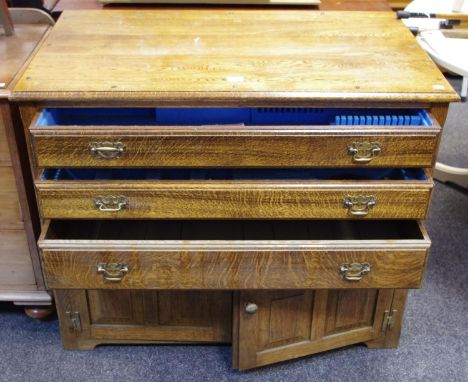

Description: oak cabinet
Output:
[0,20,51,310]
[12,10,457,369]
[234,289,400,370]
[55,288,408,370]
[56,290,232,349]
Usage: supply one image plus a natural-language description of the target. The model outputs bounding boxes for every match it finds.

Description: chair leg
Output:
[434,162,468,188]
[462,76,467,102]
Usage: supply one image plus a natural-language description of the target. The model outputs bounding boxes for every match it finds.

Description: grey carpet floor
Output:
[0,81,467,382]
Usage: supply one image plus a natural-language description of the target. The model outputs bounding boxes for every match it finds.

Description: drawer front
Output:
[31,130,439,168]
[30,108,440,168]
[41,248,428,290]
[39,219,430,290]
[35,181,432,219]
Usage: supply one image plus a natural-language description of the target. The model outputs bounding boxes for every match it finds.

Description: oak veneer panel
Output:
[0,23,51,297]
[156,291,221,327]
[40,238,430,289]
[0,229,36,289]
[31,125,441,168]
[324,289,377,335]
[12,10,458,104]
[366,288,409,349]
[387,0,410,10]
[0,109,12,165]
[35,176,433,220]
[56,289,232,346]
[0,167,23,229]
[235,289,393,369]
[87,290,146,325]
[320,0,391,10]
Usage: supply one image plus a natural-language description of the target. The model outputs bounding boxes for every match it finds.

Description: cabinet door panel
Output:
[235,289,393,370]
[157,291,218,327]
[55,289,232,349]
[324,289,378,336]
[88,290,145,325]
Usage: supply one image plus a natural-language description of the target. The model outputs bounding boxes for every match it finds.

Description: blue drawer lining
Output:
[36,108,432,127]
[41,168,427,181]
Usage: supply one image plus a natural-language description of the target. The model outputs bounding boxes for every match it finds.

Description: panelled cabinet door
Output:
[55,290,232,349]
[234,289,394,370]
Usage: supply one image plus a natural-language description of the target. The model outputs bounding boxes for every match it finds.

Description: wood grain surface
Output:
[0,24,49,98]
[387,0,410,10]
[31,123,441,168]
[320,0,391,10]
[0,166,23,229]
[0,107,12,165]
[42,249,428,290]
[55,289,232,349]
[0,229,36,289]
[40,221,430,289]
[235,289,393,369]
[0,23,51,298]
[35,178,433,219]
[366,288,408,349]
[12,10,458,103]
[87,290,231,342]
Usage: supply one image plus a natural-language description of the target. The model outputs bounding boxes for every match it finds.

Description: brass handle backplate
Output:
[343,195,377,217]
[94,195,128,212]
[339,262,371,281]
[89,141,125,160]
[348,142,381,163]
[97,263,129,282]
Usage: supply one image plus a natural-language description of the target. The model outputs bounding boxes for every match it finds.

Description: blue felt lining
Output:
[41,168,428,181]
[35,108,433,127]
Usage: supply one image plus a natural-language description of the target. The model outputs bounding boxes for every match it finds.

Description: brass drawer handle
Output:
[89,141,125,160]
[97,263,129,282]
[348,142,381,163]
[343,195,377,217]
[339,262,371,281]
[94,195,128,212]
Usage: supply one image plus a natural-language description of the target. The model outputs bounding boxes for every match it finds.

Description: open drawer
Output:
[39,219,430,290]
[35,168,433,219]
[30,107,441,168]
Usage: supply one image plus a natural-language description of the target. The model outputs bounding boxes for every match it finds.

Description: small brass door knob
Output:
[245,302,258,314]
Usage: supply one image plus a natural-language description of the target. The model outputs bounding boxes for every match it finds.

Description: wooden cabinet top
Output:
[12,10,458,104]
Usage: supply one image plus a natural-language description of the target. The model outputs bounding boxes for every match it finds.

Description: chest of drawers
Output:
[0,14,52,314]
[11,10,458,370]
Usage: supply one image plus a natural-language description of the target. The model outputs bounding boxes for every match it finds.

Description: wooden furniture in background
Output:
[99,0,321,5]
[1,0,14,35]
[320,0,390,10]
[50,0,390,13]
[11,10,458,369]
[0,6,53,315]
[388,0,411,9]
